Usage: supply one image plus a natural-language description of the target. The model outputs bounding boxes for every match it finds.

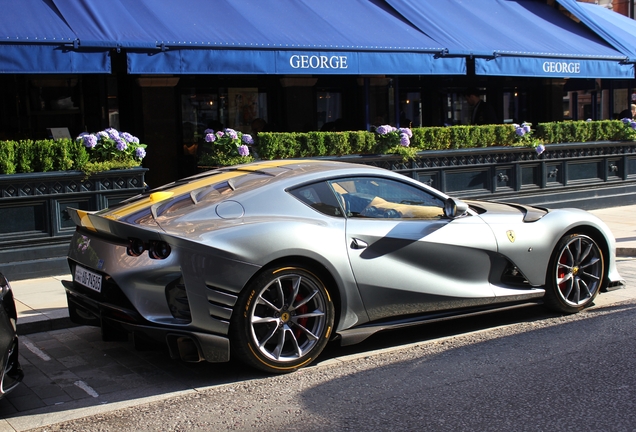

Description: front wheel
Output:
[230,266,334,373]
[545,234,604,313]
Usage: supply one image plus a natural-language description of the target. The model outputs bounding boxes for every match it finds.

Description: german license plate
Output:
[74,265,102,293]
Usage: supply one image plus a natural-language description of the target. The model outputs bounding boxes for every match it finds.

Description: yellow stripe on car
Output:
[76,209,97,231]
[103,160,310,220]
[104,171,246,220]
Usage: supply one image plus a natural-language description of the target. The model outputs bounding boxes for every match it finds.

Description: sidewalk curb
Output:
[17,317,78,336]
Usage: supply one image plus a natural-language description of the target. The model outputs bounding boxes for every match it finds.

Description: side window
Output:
[289,181,344,217]
[329,177,444,219]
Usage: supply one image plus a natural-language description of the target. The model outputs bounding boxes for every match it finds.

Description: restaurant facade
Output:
[2,0,636,188]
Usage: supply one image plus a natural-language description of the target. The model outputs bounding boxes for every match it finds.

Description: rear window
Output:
[289,181,345,217]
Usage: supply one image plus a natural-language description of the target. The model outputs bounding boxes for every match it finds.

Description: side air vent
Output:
[500,263,529,287]
[206,284,238,322]
[165,277,191,323]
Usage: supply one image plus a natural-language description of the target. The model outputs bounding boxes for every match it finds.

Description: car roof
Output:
[156,159,395,193]
[97,159,396,221]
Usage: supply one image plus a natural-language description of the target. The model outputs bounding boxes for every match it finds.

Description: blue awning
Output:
[5,0,633,78]
[557,0,636,63]
[0,0,111,73]
[49,0,466,75]
[385,0,634,78]
[0,44,110,74]
[127,49,465,76]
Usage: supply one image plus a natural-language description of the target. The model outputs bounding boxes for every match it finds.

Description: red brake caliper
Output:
[294,294,308,339]
[558,254,567,293]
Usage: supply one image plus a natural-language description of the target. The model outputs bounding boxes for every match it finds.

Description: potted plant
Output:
[197,127,254,168]
[0,129,150,280]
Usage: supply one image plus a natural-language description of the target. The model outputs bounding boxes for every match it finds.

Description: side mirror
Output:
[444,198,469,219]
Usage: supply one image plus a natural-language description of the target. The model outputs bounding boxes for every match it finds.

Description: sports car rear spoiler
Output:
[66,207,166,241]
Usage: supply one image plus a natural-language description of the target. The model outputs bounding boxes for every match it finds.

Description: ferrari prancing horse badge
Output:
[506,230,516,243]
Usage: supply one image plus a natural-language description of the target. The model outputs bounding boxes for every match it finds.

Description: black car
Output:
[0,272,23,397]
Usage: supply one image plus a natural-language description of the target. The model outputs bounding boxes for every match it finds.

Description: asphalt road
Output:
[2,258,635,432]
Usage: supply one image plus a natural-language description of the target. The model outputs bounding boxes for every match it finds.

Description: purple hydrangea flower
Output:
[631,121,636,130]
[515,127,525,137]
[216,131,225,139]
[238,145,250,156]
[135,147,146,159]
[107,128,120,139]
[115,138,127,151]
[536,144,545,155]
[83,134,97,148]
[97,131,109,139]
[225,128,238,140]
[622,118,631,124]
[376,125,390,135]
[204,128,215,134]
[121,132,134,142]
[522,123,531,133]
[242,134,254,145]
[399,128,413,138]
[205,133,216,143]
[399,133,410,147]
[131,136,139,144]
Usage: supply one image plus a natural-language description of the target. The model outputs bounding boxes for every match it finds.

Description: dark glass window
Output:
[328,177,444,219]
[289,181,345,217]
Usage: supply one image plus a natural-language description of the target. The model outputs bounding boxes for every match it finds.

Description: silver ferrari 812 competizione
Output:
[63,160,625,373]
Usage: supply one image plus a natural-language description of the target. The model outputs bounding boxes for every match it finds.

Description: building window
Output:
[181,89,221,147]
[107,77,119,130]
[399,92,422,128]
[317,92,341,131]
[228,88,267,133]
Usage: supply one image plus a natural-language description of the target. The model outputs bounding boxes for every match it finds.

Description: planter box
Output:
[0,168,147,280]
[327,140,636,210]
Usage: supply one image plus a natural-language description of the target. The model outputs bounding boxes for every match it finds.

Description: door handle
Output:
[350,238,368,249]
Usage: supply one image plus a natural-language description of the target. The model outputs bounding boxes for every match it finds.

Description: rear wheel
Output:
[545,234,604,313]
[230,266,334,373]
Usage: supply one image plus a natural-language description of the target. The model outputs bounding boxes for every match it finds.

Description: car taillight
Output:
[149,241,171,260]
[126,238,171,259]
[127,238,146,257]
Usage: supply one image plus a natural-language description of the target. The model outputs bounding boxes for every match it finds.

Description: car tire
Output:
[544,234,604,314]
[230,265,334,373]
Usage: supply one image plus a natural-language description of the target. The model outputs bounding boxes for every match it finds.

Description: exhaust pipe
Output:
[166,334,204,362]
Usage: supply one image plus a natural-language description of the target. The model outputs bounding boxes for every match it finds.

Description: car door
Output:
[330,177,499,322]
